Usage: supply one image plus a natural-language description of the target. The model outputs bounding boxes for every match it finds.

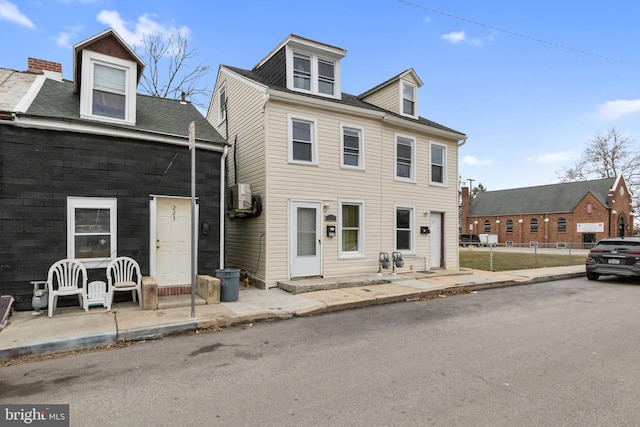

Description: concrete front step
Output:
[158,294,207,309]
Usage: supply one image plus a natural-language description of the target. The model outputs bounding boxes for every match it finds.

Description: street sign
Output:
[188,121,195,150]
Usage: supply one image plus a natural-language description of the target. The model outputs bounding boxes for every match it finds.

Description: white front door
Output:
[291,201,321,278]
[430,212,443,269]
[155,197,193,286]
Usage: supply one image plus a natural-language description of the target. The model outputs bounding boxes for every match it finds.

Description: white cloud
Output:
[594,99,640,120]
[52,26,83,49]
[0,0,34,28]
[442,31,465,44]
[461,155,494,166]
[96,10,189,47]
[527,150,577,164]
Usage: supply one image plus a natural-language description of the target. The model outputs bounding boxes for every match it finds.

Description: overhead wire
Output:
[396,0,640,68]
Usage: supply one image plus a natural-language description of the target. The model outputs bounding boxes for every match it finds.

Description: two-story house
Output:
[207,34,466,289]
[0,29,227,310]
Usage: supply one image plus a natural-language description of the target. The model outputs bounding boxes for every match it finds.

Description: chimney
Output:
[27,57,63,81]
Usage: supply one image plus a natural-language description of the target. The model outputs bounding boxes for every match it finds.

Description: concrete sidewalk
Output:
[0,265,585,362]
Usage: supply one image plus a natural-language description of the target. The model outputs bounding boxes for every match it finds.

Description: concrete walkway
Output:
[0,265,585,362]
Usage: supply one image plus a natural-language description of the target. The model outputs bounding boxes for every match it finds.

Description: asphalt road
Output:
[2,276,640,426]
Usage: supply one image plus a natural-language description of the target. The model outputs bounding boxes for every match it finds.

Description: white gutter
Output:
[219,144,229,269]
[458,136,468,147]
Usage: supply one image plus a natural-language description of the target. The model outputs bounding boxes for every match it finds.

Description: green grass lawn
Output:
[459,250,585,271]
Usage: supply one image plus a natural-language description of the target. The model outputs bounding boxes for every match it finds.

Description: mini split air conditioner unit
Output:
[227,183,252,213]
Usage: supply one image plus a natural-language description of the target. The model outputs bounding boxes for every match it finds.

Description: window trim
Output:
[530,218,539,233]
[394,133,416,183]
[67,197,117,269]
[288,113,318,165]
[340,123,365,170]
[338,199,365,258]
[506,219,514,233]
[429,142,447,186]
[395,204,415,254]
[400,81,418,118]
[286,46,341,99]
[218,84,226,124]
[79,50,137,125]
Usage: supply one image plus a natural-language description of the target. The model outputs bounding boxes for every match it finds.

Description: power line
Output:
[397,0,640,68]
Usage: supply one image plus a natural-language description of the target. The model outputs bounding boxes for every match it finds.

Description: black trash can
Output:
[216,268,240,302]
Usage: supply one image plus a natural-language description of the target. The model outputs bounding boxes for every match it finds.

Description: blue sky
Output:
[2,0,639,192]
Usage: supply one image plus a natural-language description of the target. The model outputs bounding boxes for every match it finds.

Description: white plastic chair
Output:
[106,257,142,309]
[47,259,88,317]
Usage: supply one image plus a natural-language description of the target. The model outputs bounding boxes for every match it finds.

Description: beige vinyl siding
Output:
[262,98,459,286]
[360,82,400,115]
[209,69,268,286]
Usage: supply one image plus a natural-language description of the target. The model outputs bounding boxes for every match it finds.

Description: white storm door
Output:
[291,201,321,278]
[156,197,193,285]
[430,212,443,268]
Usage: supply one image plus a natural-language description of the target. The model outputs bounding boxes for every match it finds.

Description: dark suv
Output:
[459,234,481,247]
[586,237,640,281]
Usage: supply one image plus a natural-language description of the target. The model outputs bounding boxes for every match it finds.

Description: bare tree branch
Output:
[556,127,639,220]
[135,31,211,111]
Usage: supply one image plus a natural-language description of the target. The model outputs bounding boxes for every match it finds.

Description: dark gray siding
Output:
[0,125,222,309]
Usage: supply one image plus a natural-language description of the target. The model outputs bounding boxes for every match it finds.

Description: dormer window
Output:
[93,63,126,119]
[401,82,416,117]
[286,45,342,99]
[318,59,335,95]
[79,50,137,125]
[293,53,311,90]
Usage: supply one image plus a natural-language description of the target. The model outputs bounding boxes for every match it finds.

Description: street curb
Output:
[0,272,586,362]
[0,331,117,362]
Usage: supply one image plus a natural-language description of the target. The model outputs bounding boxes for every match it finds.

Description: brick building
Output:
[461,177,633,248]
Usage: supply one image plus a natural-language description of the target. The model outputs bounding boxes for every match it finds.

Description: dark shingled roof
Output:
[223,65,465,138]
[24,78,226,144]
[469,178,616,216]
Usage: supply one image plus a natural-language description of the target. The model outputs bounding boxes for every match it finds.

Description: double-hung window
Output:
[80,50,136,125]
[318,59,335,95]
[93,63,126,120]
[401,82,416,117]
[288,47,340,98]
[506,219,513,233]
[484,220,491,233]
[289,114,317,164]
[341,125,364,169]
[430,143,446,185]
[293,53,312,91]
[339,200,364,257]
[557,217,567,233]
[395,205,414,253]
[67,197,117,268]
[395,135,415,181]
[530,218,538,233]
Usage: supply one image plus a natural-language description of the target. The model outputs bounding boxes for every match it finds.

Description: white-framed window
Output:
[340,124,364,169]
[288,114,318,164]
[401,81,417,117]
[395,205,415,253]
[339,199,365,257]
[218,84,226,123]
[395,134,415,182]
[430,142,447,185]
[67,197,117,268]
[79,50,137,125]
[287,47,341,98]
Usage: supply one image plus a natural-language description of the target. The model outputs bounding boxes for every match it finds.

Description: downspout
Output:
[220,144,229,269]
[458,136,468,147]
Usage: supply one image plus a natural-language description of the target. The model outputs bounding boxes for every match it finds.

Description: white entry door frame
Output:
[430,212,443,269]
[150,196,198,286]
[290,201,322,278]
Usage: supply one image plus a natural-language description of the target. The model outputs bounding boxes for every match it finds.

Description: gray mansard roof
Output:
[469,178,617,216]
